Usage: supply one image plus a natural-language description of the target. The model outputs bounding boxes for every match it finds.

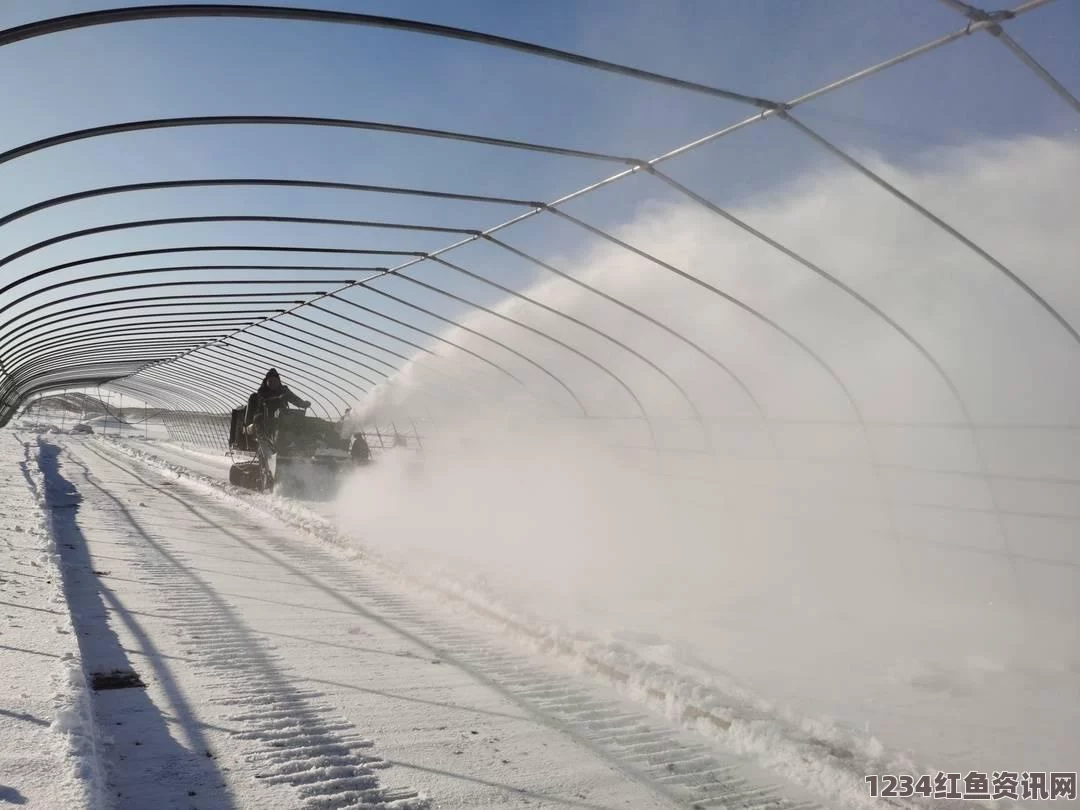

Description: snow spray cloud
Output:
[335,135,1080,757]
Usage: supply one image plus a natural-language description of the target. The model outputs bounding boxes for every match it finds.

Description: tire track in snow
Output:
[89,438,817,810]
[63,440,429,810]
[249,540,814,810]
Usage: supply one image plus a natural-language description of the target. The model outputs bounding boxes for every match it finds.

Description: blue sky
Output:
[0,1,1076,413]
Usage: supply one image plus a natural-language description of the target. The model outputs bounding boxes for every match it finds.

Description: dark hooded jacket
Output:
[246,369,308,427]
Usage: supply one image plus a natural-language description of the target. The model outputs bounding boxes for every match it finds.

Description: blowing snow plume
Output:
[336,135,1080,774]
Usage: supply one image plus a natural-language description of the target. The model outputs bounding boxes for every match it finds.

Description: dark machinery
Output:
[227,402,370,498]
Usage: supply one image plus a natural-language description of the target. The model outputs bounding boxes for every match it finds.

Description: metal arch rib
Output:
[3,351,209,398]
[231,330,374,395]
[0,178,537,230]
[936,0,1080,114]
[386,258,666,431]
[0,116,637,172]
[219,336,371,412]
[109,374,238,415]
[305,301,534,395]
[136,362,262,411]
[256,321,393,389]
[1,0,1057,430]
[0,5,778,108]
[4,375,127,421]
[779,111,1080,350]
[0,301,296,353]
[0,176,758,423]
[199,343,351,415]
[154,350,342,418]
[0,264,351,318]
[322,292,589,416]
[2,320,264,369]
[248,324,382,389]
[0,291,312,350]
[0,215,477,271]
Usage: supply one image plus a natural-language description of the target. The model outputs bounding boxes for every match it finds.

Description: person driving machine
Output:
[244,368,311,438]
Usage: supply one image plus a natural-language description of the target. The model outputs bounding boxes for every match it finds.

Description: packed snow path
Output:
[14,433,814,810]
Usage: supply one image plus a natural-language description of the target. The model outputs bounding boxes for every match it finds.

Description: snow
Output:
[8,432,835,809]
[129,440,235,478]
[86,435,1019,810]
[6,421,1074,809]
[0,431,104,809]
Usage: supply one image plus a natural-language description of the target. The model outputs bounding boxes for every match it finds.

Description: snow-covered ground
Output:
[122,431,1080,806]
[0,432,102,809]
[5,430,854,810]
[5,417,1074,810]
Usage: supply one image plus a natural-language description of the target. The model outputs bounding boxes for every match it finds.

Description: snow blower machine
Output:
[227,403,371,499]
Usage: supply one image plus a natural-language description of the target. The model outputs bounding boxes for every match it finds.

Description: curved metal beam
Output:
[3,320,260,370]
[0,292,308,343]
[328,290,587,415]
[0,285,321,345]
[136,362,258,412]
[780,111,1080,349]
[199,343,349,416]
[110,374,235,415]
[0,208,589,414]
[178,341,346,412]
[5,339,232,381]
[0,245,398,305]
[0,214,475,271]
[251,322,385,388]
[0,178,537,231]
[4,356,194,403]
[0,306,288,354]
[0,0,1049,438]
[0,271,337,320]
[3,311,267,346]
[547,207,773,420]
[124,378,233,416]
[273,312,500,409]
[363,268,650,420]
[4,341,233,387]
[257,309,491,405]
[0,6,778,107]
[4,374,126,422]
[306,300,533,396]
[481,238,710,435]
[0,188,783,429]
[139,357,313,420]
[258,315,489,425]
[0,115,637,173]
[226,332,370,399]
